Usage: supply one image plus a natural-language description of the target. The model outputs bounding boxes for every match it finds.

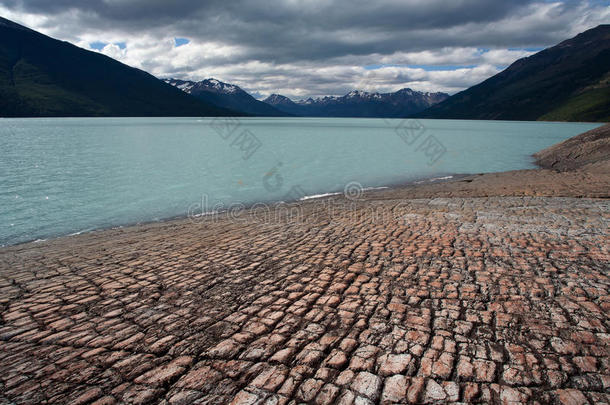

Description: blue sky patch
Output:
[409,64,478,71]
[90,41,126,50]
[509,47,543,52]
[89,41,107,50]
[175,38,190,47]
[364,64,478,71]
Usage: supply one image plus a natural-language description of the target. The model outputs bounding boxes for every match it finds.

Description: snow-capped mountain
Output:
[263,88,449,117]
[262,94,298,108]
[163,78,288,116]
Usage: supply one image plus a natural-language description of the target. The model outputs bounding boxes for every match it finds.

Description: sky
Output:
[1,0,609,100]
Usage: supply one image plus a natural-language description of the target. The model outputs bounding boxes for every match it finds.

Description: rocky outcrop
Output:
[534,124,610,171]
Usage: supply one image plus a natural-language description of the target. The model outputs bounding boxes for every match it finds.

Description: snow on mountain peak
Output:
[177,82,194,91]
[203,78,239,94]
[346,90,373,99]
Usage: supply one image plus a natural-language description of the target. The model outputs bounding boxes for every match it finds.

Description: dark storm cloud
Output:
[0,0,594,62]
[1,0,528,25]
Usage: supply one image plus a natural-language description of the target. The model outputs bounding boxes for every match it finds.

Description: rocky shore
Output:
[0,125,608,404]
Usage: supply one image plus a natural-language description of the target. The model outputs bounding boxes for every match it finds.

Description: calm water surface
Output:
[0,117,601,246]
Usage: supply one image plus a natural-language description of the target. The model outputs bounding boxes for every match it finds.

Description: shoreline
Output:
[3,156,607,251]
[2,161,607,251]
[0,172,471,249]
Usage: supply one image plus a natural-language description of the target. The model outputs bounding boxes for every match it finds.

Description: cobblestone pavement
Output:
[0,197,608,404]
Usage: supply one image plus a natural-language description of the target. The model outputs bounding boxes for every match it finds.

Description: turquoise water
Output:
[0,117,601,246]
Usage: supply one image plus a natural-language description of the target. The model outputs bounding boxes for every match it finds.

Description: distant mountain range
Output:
[0,17,234,117]
[162,78,288,116]
[163,78,448,118]
[262,89,449,118]
[417,24,610,122]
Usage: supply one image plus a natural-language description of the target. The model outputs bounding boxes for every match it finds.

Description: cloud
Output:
[0,0,608,98]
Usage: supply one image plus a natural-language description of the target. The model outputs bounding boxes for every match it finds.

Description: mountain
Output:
[416,25,610,122]
[164,78,288,116]
[263,88,448,117]
[263,94,301,113]
[0,17,234,117]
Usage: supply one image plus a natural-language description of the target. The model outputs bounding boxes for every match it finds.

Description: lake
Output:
[0,117,601,246]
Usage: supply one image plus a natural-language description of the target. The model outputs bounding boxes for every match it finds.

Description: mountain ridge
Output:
[163,78,289,117]
[262,88,449,117]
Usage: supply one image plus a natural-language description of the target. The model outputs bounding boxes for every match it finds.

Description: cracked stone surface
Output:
[0,196,608,404]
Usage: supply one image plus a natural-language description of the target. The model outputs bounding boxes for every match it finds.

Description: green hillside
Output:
[540,77,610,122]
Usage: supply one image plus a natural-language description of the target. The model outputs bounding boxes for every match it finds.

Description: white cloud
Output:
[99,43,126,60]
